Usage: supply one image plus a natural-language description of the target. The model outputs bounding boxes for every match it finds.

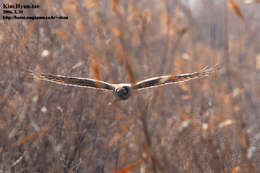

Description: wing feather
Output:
[31,72,115,91]
[133,65,220,90]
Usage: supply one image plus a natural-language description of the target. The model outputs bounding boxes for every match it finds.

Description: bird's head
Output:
[114,84,131,100]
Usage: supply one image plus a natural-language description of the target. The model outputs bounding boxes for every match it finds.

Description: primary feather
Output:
[31,72,115,91]
[132,65,220,90]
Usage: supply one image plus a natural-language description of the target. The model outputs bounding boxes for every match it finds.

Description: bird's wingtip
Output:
[20,68,42,80]
[200,63,223,76]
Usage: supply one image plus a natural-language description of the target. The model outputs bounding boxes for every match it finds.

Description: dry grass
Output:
[0,0,259,172]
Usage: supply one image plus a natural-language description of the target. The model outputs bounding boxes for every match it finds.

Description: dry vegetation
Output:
[0,0,259,172]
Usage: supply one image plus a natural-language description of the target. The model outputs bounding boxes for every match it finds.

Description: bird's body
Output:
[30,65,220,100]
[113,84,132,100]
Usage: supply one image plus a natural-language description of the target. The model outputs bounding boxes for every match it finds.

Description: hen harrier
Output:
[30,65,219,100]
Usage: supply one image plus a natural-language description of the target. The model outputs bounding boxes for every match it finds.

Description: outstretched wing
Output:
[132,65,220,90]
[30,72,115,91]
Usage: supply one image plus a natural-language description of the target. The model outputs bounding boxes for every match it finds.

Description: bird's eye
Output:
[122,87,129,94]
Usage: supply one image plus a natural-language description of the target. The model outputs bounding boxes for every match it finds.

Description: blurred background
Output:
[0,0,259,172]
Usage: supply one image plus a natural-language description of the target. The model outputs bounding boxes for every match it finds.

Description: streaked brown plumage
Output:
[30,65,220,100]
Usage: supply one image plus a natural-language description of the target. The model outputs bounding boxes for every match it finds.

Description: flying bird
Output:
[30,65,219,100]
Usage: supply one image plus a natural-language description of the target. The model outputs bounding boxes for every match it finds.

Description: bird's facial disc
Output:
[115,86,131,100]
